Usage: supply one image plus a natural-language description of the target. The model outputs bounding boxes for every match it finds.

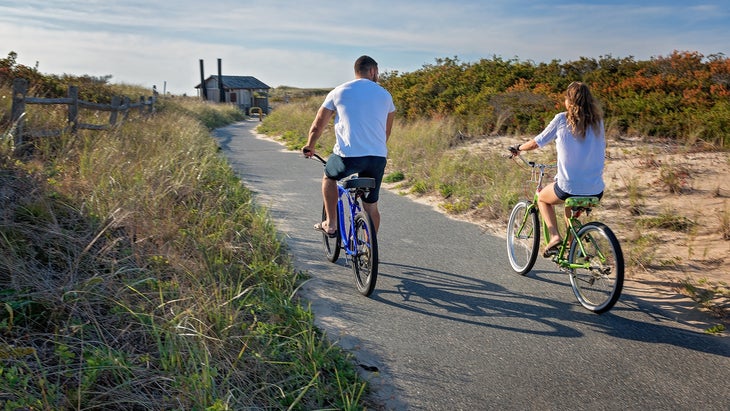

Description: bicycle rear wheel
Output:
[321,205,340,262]
[568,222,624,313]
[352,212,378,296]
[506,200,540,275]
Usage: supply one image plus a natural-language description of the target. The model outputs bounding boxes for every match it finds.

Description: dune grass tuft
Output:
[0,90,368,409]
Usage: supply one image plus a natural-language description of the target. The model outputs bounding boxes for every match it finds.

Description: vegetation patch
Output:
[638,212,696,232]
[383,170,405,183]
[0,55,369,409]
[679,277,729,323]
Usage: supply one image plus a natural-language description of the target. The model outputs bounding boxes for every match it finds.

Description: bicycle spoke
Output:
[506,201,539,275]
[568,222,624,313]
[352,212,378,297]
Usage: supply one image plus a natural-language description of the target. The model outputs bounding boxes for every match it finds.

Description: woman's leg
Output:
[538,182,564,248]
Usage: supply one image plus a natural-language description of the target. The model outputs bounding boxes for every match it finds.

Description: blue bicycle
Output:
[304,149,379,296]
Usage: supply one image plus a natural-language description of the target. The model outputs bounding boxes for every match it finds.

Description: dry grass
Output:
[0,91,368,409]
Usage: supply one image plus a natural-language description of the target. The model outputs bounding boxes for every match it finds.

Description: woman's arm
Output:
[516,139,538,152]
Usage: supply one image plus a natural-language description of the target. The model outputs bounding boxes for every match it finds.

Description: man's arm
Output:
[385,111,395,142]
[303,106,335,156]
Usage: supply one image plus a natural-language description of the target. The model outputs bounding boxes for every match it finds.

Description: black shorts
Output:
[324,155,387,203]
[554,183,603,201]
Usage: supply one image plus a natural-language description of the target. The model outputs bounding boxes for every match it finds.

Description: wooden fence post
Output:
[109,96,120,126]
[68,86,79,134]
[123,97,131,121]
[11,78,27,146]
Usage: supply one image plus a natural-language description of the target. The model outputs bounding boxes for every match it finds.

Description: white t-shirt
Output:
[323,78,396,157]
[534,112,605,195]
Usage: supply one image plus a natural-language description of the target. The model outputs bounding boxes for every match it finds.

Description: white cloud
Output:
[1,0,728,94]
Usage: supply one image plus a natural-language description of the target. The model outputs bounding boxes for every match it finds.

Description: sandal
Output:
[314,222,337,238]
[542,240,562,258]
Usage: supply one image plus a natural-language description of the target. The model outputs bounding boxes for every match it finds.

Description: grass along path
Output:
[0,94,371,409]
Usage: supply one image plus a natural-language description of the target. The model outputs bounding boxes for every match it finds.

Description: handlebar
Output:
[507,148,557,193]
[507,147,555,170]
[302,148,327,165]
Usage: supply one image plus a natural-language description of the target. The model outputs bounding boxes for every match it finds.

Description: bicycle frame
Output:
[336,183,366,258]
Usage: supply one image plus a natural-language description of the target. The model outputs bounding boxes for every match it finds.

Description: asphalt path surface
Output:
[214,119,729,410]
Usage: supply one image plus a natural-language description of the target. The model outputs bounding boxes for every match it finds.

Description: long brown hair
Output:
[565,81,603,139]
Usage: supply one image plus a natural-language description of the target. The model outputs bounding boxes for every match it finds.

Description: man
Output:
[303,55,396,235]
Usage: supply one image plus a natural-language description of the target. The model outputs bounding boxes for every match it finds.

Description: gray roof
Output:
[196,75,270,90]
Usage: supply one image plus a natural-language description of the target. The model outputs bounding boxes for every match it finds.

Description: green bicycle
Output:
[506,151,624,313]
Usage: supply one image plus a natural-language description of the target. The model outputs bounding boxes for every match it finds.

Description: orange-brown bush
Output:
[379,51,730,147]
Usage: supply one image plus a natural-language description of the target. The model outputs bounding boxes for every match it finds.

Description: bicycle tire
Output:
[352,212,378,297]
[321,205,340,262]
[506,200,540,275]
[568,222,624,313]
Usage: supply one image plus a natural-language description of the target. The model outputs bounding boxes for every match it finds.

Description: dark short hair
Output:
[355,55,378,75]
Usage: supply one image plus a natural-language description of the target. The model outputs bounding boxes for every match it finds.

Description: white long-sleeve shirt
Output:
[534,112,605,195]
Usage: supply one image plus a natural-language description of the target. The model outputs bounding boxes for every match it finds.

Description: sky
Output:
[1,0,729,96]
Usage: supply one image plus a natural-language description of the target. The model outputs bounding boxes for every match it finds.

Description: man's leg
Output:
[322,175,338,234]
[362,201,380,233]
[359,156,386,234]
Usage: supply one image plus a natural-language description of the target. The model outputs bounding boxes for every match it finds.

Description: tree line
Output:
[6,49,730,147]
[379,51,730,147]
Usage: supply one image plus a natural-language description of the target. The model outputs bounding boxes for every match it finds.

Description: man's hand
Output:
[508,145,521,158]
[302,146,314,158]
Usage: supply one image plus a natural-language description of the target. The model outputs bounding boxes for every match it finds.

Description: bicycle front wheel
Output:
[506,200,540,275]
[568,222,624,313]
[352,212,378,297]
[321,205,340,262]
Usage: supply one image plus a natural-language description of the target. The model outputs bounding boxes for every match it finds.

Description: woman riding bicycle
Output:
[510,81,606,257]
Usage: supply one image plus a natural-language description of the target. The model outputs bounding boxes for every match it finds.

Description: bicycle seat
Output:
[565,196,600,209]
[342,177,376,189]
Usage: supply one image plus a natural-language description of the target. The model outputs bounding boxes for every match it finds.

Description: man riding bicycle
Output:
[303,55,396,236]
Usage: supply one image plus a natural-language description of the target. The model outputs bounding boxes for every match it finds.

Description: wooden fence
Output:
[9,78,156,147]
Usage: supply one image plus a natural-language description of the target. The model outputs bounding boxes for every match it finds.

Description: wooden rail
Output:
[9,78,156,147]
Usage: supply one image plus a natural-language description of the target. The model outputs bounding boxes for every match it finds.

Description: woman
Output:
[510,81,605,257]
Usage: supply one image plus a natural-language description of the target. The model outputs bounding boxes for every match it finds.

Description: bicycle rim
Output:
[568,222,624,313]
[506,201,539,275]
[352,212,378,297]
[321,205,340,262]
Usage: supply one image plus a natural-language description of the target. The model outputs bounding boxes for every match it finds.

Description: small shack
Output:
[196,75,270,114]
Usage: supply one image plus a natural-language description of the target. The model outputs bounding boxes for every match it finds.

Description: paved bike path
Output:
[214,120,729,410]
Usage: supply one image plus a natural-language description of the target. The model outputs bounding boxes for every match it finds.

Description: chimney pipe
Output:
[199,59,207,100]
[217,58,224,103]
